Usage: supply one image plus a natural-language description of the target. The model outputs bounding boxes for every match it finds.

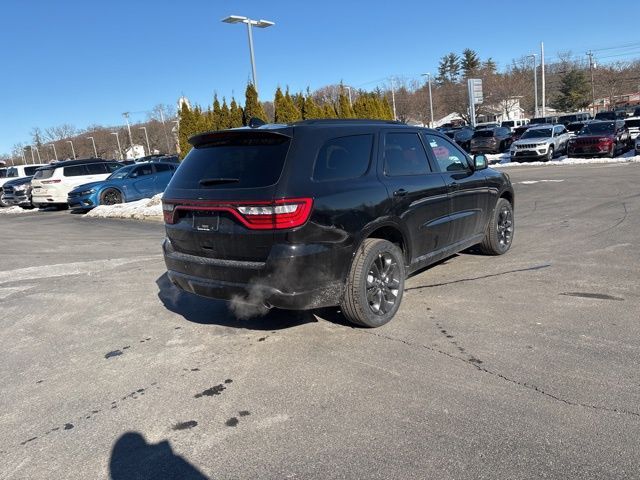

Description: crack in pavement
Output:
[405,264,551,291]
[362,330,640,419]
[590,202,628,237]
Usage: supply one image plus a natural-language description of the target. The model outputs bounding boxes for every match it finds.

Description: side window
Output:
[423,134,470,173]
[63,165,88,177]
[107,162,122,173]
[86,163,108,174]
[133,165,153,177]
[312,134,372,181]
[383,132,431,176]
[154,163,173,173]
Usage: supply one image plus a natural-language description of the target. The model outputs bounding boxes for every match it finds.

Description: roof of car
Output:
[528,124,555,129]
[39,158,120,168]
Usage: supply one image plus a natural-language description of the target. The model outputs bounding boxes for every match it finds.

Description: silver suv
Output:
[510,124,571,162]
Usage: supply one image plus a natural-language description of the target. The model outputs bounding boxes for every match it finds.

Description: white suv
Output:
[510,124,571,162]
[31,159,123,209]
[0,164,47,207]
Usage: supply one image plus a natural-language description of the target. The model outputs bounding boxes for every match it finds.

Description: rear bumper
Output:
[163,238,350,310]
[470,145,499,154]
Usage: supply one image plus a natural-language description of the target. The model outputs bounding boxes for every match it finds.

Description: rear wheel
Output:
[0,198,7,208]
[101,188,123,205]
[479,198,514,255]
[341,239,405,328]
[545,146,554,162]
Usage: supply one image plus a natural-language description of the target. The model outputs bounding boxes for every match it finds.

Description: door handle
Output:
[393,189,408,197]
[449,182,460,189]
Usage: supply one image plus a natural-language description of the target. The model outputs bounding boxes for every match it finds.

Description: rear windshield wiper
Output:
[199,178,240,186]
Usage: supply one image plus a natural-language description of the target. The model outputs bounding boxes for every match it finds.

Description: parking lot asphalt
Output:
[1,162,639,480]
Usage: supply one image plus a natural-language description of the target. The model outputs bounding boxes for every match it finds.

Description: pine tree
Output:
[273,86,286,123]
[212,94,222,130]
[483,58,497,74]
[220,98,231,129]
[293,92,305,118]
[229,98,244,128]
[446,52,461,82]
[380,96,394,120]
[243,83,267,125]
[178,102,194,159]
[284,87,302,122]
[553,70,591,111]
[461,49,481,78]
[302,89,323,119]
[322,103,338,118]
[437,54,450,83]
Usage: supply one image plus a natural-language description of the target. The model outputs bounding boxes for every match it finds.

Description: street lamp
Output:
[48,143,58,161]
[222,15,275,94]
[33,146,42,163]
[527,54,538,118]
[110,132,122,160]
[421,73,434,128]
[139,127,151,156]
[67,140,76,159]
[24,146,34,164]
[87,137,98,158]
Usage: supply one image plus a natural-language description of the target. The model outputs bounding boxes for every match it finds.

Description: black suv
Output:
[162,120,515,327]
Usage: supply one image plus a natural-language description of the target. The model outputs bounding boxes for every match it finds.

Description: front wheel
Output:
[101,188,123,206]
[341,239,405,328]
[479,198,514,255]
[545,145,554,162]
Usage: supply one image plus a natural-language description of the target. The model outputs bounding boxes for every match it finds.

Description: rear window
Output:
[567,123,584,132]
[171,134,290,189]
[313,134,372,181]
[86,163,108,174]
[595,112,616,121]
[33,168,55,179]
[63,165,88,177]
[473,130,495,138]
[625,119,640,128]
[501,121,515,128]
[7,167,18,177]
[559,115,577,123]
[24,166,42,176]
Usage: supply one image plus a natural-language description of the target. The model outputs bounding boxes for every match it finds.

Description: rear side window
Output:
[170,134,290,189]
[7,167,18,177]
[34,168,55,179]
[473,130,495,138]
[24,166,41,176]
[313,134,372,181]
[107,162,123,173]
[626,119,640,128]
[63,165,88,177]
[384,132,431,176]
[154,163,174,173]
[86,163,108,174]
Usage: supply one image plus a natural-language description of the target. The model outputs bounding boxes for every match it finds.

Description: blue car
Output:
[67,161,177,210]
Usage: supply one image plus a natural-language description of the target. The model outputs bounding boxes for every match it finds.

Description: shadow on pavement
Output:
[156,273,317,331]
[109,432,208,480]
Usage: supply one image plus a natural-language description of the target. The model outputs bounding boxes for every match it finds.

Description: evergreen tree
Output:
[437,54,450,83]
[273,86,286,123]
[243,83,267,125]
[219,98,231,129]
[446,52,461,82]
[461,49,481,78]
[229,97,244,128]
[322,103,338,118]
[212,94,222,130]
[283,87,302,122]
[553,70,591,111]
[177,102,194,159]
[302,89,323,119]
[293,92,305,118]
[337,85,355,118]
[483,58,497,74]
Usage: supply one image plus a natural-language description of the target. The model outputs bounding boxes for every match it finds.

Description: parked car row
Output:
[0,155,179,211]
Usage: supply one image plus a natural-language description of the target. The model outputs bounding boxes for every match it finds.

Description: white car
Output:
[635,136,640,155]
[31,159,123,209]
[0,164,47,207]
[624,117,640,141]
[510,124,571,162]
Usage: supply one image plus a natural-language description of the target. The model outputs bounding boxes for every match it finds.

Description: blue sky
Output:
[1,0,639,154]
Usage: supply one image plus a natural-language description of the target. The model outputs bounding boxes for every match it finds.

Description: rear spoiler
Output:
[188,128,293,148]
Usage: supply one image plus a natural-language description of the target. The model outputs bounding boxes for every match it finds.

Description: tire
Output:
[101,188,123,205]
[545,145,554,162]
[341,238,405,328]
[479,198,514,255]
[0,198,7,208]
[607,144,615,158]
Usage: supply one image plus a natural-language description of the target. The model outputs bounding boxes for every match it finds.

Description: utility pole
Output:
[541,42,546,117]
[587,50,596,115]
[34,146,42,163]
[421,73,434,127]
[527,54,538,117]
[390,77,397,121]
[159,109,172,153]
[67,140,76,159]
[346,86,353,107]
[87,137,98,158]
[49,143,58,161]
[139,127,151,156]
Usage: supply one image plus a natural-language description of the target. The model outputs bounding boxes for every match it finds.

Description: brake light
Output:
[162,198,313,230]
[41,179,61,184]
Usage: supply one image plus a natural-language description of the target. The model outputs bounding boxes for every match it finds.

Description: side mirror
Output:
[473,154,488,170]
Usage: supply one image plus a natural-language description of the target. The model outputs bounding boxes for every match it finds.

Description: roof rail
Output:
[290,118,404,126]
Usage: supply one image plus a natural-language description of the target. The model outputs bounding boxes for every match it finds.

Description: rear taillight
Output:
[162,198,313,230]
[41,179,61,184]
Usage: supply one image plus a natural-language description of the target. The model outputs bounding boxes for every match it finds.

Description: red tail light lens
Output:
[41,179,61,184]
[162,198,313,230]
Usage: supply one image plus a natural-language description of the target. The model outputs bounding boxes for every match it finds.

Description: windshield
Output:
[24,166,42,176]
[580,122,615,135]
[595,112,616,121]
[521,128,552,139]
[559,115,577,123]
[108,164,136,180]
[567,123,585,132]
[472,130,496,138]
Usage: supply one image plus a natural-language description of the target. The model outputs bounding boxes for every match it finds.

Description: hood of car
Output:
[572,133,614,142]
[69,181,107,193]
[2,176,33,187]
[512,137,551,146]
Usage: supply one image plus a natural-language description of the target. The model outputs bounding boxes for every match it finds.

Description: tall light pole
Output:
[21,149,26,164]
[25,146,34,164]
[49,143,58,161]
[540,41,546,117]
[421,73,434,128]
[527,54,538,118]
[139,127,151,156]
[111,132,122,160]
[87,137,98,158]
[33,146,42,163]
[390,77,397,121]
[346,86,353,107]
[122,112,134,154]
[159,108,172,153]
[587,51,597,115]
[222,15,275,94]
[67,140,76,159]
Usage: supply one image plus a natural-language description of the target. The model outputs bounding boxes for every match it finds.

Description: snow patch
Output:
[0,206,38,215]
[492,153,640,168]
[84,194,163,221]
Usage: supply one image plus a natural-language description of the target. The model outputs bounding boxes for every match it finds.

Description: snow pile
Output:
[489,150,640,168]
[0,206,38,215]
[85,194,163,221]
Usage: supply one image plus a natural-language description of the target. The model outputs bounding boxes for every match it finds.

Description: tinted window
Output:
[24,166,42,176]
[134,165,153,177]
[521,128,552,139]
[33,168,55,179]
[7,167,18,177]
[625,119,640,128]
[473,130,496,138]
[567,123,584,133]
[595,112,616,121]
[501,121,515,128]
[384,132,431,176]
[424,134,470,172]
[313,134,372,181]
[86,163,108,174]
[154,163,174,173]
[0,169,6,178]
[580,122,615,135]
[170,133,290,189]
[63,165,88,177]
[107,162,123,173]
